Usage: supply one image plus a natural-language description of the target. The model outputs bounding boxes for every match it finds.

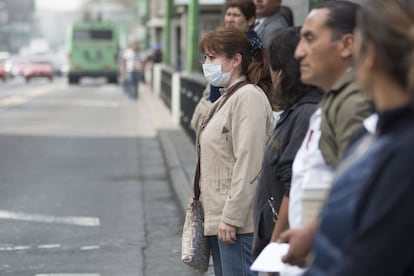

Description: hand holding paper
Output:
[250,243,289,272]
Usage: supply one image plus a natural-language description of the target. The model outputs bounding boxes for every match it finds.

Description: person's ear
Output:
[362,41,377,70]
[232,53,242,68]
[339,33,355,59]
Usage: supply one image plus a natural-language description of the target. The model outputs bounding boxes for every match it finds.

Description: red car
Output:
[22,60,54,82]
[0,64,6,81]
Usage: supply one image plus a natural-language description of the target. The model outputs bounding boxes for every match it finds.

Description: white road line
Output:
[36,274,100,276]
[0,245,31,251]
[0,210,100,227]
[38,244,61,249]
[80,245,100,251]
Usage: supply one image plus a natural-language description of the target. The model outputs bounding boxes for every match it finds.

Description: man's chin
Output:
[300,75,311,84]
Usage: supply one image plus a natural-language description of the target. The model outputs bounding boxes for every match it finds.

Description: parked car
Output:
[0,51,9,81]
[0,63,6,81]
[22,59,54,82]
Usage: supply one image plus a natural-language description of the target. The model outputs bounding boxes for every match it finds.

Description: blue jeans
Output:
[124,71,140,99]
[208,234,258,276]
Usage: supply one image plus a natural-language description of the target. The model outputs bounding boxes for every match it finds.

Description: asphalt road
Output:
[0,77,202,276]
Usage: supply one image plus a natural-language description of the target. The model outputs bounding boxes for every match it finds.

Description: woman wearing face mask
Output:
[190,0,275,133]
[251,27,322,274]
[196,26,274,276]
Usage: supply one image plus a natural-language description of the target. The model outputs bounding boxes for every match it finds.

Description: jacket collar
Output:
[329,68,355,95]
[276,88,322,127]
[219,76,247,96]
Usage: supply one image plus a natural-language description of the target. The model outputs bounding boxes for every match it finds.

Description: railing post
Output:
[171,72,181,125]
[153,63,162,96]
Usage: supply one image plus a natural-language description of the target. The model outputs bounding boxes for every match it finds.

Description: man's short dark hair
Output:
[314,0,359,41]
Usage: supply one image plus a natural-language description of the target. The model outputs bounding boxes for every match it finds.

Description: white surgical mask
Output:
[202,62,231,87]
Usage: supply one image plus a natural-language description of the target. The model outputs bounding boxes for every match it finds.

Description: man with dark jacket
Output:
[253,0,288,47]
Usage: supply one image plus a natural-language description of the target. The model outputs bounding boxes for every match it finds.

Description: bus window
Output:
[73,30,113,41]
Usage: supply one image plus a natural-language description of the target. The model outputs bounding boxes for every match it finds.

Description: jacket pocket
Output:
[215,178,231,195]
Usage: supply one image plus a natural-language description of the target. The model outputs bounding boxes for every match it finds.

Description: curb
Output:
[157,129,196,217]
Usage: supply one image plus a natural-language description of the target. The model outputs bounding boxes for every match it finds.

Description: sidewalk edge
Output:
[157,129,194,217]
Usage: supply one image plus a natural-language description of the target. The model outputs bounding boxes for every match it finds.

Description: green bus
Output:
[66,20,119,84]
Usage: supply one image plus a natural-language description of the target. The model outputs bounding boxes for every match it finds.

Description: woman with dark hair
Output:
[252,27,322,262]
[195,26,274,275]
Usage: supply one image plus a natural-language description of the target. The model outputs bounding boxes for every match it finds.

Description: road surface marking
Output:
[0,83,58,107]
[0,245,31,251]
[38,244,61,249]
[80,245,100,251]
[36,274,100,276]
[0,210,100,226]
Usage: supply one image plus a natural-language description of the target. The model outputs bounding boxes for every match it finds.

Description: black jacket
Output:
[252,88,322,258]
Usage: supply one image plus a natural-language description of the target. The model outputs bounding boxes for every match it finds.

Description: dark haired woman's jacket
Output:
[253,88,322,258]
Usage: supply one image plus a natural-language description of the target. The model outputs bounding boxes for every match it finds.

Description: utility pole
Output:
[163,0,173,65]
[136,0,149,48]
[186,0,199,72]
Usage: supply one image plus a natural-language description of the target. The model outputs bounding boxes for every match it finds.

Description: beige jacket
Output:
[198,79,274,236]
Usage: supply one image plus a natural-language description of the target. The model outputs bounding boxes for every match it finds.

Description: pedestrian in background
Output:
[253,0,288,48]
[120,41,145,99]
[196,26,274,276]
[297,0,414,274]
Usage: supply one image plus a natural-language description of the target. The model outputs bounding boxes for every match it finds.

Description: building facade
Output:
[0,0,35,53]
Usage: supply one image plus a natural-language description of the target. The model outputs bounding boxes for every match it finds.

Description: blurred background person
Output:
[120,41,146,99]
[253,0,288,48]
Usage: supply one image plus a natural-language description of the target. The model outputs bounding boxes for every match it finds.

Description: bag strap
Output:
[193,80,249,200]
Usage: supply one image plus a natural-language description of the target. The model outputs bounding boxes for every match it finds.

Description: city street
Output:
[0,77,201,276]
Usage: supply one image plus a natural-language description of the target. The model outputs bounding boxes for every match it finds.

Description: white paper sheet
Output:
[250,242,289,272]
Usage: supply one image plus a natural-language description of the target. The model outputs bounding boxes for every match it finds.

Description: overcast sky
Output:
[35,0,86,11]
